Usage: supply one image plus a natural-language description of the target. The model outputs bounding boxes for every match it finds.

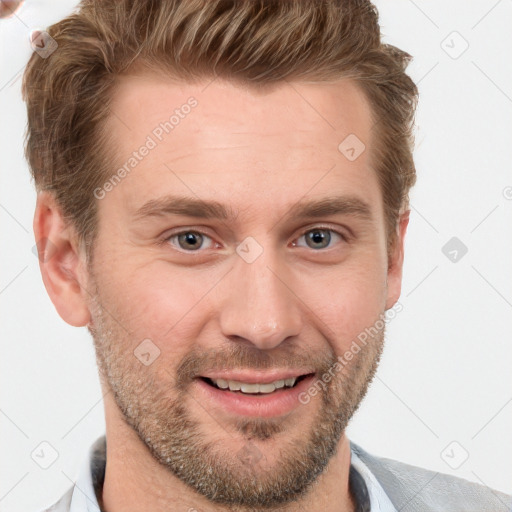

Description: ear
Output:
[33,191,91,327]
[385,209,410,310]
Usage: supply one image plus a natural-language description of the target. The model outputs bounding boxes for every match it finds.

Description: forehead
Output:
[106,72,374,146]
[100,72,381,222]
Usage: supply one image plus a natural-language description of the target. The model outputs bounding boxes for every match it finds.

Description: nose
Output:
[218,247,303,351]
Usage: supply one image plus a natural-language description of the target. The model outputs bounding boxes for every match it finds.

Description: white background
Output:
[1,1,511,511]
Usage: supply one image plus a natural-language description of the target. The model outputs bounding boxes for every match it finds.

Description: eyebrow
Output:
[132,194,373,223]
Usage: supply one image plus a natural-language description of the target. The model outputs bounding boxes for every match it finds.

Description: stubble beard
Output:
[87,278,384,510]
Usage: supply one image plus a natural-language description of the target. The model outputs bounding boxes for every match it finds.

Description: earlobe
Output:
[385,210,410,311]
[33,191,91,327]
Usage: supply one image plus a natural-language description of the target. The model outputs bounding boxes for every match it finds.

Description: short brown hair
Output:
[22,0,418,259]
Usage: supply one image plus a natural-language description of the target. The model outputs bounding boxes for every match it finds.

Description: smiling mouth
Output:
[200,374,314,395]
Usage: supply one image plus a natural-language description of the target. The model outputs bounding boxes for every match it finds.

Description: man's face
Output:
[85,74,400,507]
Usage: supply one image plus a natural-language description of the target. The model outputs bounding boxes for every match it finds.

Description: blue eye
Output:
[293,228,345,250]
[165,231,215,252]
[163,226,347,253]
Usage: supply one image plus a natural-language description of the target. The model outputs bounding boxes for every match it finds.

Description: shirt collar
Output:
[69,436,105,512]
[69,435,396,512]
[350,446,398,512]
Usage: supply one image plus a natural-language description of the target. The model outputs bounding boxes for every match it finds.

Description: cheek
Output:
[303,259,387,352]
[98,259,215,345]
[93,233,388,358]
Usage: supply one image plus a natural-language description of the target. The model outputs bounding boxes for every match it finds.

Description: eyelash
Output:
[160,225,350,253]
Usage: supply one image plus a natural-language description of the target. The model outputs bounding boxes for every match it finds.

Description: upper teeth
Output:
[211,377,297,394]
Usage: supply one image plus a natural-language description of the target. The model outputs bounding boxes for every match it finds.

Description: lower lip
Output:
[195,375,316,418]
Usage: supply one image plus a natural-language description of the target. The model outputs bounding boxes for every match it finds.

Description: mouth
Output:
[195,372,317,418]
[200,374,313,395]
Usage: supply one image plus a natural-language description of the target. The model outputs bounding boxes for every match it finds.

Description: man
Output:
[22,0,511,511]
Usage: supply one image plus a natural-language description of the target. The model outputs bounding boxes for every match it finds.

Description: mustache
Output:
[175,343,337,389]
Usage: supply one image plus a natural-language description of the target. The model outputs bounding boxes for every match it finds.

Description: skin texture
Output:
[34,75,409,512]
